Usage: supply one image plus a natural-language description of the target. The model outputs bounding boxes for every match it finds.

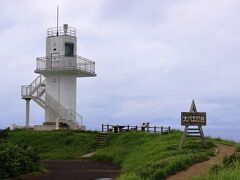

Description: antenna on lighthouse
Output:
[57,6,59,36]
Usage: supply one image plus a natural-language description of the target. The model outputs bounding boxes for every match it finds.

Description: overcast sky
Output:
[1,0,240,140]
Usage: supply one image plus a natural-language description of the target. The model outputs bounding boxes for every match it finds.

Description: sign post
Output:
[179,100,207,149]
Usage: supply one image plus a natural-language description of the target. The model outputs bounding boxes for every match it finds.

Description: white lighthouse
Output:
[21,24,96,130]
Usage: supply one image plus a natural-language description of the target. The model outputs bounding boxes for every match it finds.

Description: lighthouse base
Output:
[33,122,86,131]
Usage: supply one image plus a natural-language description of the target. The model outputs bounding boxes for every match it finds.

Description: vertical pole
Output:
[168,126,171,132]
[102,124,104,132]
[25,99,30,128]
[154,126,156,133]
[136,125,138,131]
[57,6,59,36]
[161,126,163,133]
[127,125,129,131]
[198,126,207,147]
[58,73,60,106]
[179,126,188,149]
[107,124,109,132]
[56,118,59,130]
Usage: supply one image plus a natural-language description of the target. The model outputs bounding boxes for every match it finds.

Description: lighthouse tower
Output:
[21,24,96,130]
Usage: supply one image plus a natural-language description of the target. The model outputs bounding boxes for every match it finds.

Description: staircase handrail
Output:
[44,92,83,128]
[21,75,45,97]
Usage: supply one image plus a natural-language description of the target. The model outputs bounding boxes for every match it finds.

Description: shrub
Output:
[0,128,9,141]
[0,142,42,179]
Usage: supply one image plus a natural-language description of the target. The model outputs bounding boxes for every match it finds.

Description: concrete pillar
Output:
[25,99,31,128]
[56,118,59,130]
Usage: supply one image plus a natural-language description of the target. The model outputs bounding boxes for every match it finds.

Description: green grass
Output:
[7,128,238,179]
[207,136,236,146]
[193,162,240,180]
[8,129,97,160]
[235,143,240,152]
[92,130,216,180]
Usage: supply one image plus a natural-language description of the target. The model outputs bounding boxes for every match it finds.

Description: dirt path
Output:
[38,160,120,180]
[167,144,235,180]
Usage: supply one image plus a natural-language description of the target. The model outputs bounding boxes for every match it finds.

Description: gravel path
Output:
[167,144,235,180]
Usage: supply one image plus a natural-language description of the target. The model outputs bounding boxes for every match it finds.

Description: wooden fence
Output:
[101,124,170,134]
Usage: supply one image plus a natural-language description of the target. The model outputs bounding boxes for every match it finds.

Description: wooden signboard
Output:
[179,100,207,149]
[181,112,206,126]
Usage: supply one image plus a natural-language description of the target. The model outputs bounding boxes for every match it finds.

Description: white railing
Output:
[21,75,45,98]
[36,55,95,75]
[21,85,31,97]
[32,81,45,99]
[47,26,76,37]
[44,92,82,129]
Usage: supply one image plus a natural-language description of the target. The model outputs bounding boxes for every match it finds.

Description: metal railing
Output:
[36,55,95,75]
[44,92,83,128]
[47,26,76,37]
[31,89,81,129]
[21,75,45,98]
[21,85,31,98]
[102,124,171,133]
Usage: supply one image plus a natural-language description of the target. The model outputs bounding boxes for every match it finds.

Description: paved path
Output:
[82,151,96,158]
[167,144,235,180]
[38,160,120,180]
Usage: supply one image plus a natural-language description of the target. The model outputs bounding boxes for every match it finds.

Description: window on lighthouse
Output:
[65,43,74,57]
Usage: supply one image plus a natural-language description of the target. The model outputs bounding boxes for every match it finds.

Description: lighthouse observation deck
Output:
[35,55,96,77]
[47,26,76,37]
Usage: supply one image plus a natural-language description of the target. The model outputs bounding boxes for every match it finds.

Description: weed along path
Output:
[167,144,235,180]
[39,160,120,180]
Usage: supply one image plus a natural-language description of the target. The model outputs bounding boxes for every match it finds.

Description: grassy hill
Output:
[92,130,220,180]
[8,129,97,160]
[5,129,240,180]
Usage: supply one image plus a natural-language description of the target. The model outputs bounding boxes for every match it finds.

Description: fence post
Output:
[136,125,138,131]
[168,126,170,132]
[102,124,104,132]
[107,124,109,132]
[127,125,129,131]
[154,126,156,133]
[161,126,163,133]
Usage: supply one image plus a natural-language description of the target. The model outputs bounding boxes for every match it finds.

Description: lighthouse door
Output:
[51,53,60,69]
